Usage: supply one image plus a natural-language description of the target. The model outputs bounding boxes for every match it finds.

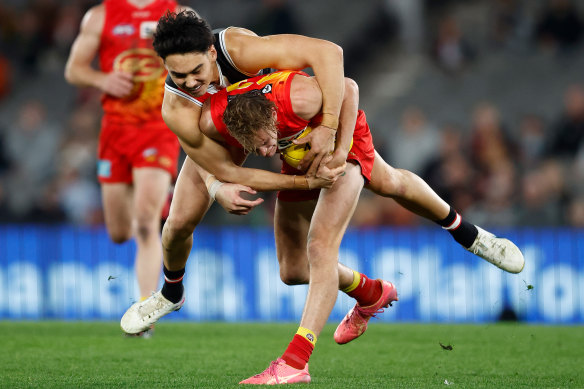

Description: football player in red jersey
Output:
[64,1,193,336]
[206,70,526,383]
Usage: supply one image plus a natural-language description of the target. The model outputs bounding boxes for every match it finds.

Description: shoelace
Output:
[251,360,279,380]
[138,291,157,309]
[352,305,385,320]
[269,361,280,382]
[140,294,168,320]
[347,305,385,320]
[472,235,504,256]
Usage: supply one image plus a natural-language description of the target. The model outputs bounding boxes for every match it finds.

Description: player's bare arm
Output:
[161,91,340,191]
[328,77,359,169]
[289,75,357,173]
[226,28,345,173]
[64,5,133,97]
[186,130,264,215]
[193,158,265,216]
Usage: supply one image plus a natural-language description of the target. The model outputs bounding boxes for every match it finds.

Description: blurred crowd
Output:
[352,0,584,228]
[0,0,103,224]
[0,0,583,227]
[354,92,584,228]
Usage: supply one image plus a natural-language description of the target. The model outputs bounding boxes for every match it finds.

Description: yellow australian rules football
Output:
[281,126,354,169]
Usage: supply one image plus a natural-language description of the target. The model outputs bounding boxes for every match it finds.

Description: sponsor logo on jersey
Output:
[112,24,135,36]
[261,84,272,94]
[139,21,157,39]
[158,156,172,168]
[97,159,112,178]
[113,48,164,82]
[142,147,158,162]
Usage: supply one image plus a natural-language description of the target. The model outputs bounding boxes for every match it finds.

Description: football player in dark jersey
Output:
[120,11,349,339]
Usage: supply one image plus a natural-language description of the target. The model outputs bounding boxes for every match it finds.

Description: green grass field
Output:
[0,321,582,388]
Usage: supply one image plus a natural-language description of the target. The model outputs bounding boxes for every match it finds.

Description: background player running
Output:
[64,0,191,336]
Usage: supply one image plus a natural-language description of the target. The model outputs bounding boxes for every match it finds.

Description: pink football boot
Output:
[334,280,398,344]
[239,358,310,385]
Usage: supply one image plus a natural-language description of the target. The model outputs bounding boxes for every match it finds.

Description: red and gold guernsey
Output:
[209,70,376,202]
[99,0,177,125]
[209,71,312,148]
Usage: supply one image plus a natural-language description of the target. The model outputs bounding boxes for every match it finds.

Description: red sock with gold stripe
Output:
[281,327,316,369]
[342,270,382,307]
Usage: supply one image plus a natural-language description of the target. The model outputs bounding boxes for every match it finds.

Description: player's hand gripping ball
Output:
[281,127,353,169]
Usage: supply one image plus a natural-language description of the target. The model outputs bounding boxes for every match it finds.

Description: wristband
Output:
[205,174,216,189]
[320,113,339,130]
[208,179,224,201]
[205,174,224,200]
[293,175,310,190]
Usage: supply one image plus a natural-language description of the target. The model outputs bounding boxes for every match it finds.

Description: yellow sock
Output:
[296,327,317,346]
[341,270,361,293]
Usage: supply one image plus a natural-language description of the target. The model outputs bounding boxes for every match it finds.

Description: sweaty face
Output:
[253,128,278,157]
[164,49,217,97]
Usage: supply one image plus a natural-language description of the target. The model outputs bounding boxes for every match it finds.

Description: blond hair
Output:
[222,91,277,153]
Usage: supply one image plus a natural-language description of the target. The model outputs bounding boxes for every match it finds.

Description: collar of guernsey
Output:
[209,71,308,149]
[210,71,308,144]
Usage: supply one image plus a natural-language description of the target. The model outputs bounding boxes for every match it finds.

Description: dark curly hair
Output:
[153,10,215,59]
[223,91,278,153]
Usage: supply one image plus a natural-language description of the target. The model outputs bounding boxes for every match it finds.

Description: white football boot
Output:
[120,290,184,334]
[467,227,525,273]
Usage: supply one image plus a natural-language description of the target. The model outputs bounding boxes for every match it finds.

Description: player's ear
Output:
[271,107,277,121]
[208,45,217,61]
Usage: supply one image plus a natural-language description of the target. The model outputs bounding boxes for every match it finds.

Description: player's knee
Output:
[306,238,335,264]
[279,266,308,285]
[134,221,156,242]
[133,209,160,240]
[104,214,132,243]
[108,228,132,244]
[392,169,412,197]
[163,214,197,243]
[379,166,407,197]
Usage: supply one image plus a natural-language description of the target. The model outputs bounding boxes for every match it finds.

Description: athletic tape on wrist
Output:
[320,113,339,130]
[293,175,310,190]
[208,179,224,201]
[205,174,217,189]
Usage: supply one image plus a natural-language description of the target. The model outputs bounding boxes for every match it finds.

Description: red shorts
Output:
[97,117,180,184]
[278,110,375,202]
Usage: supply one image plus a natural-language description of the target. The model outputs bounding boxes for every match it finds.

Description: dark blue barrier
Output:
[0,225,582,323]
